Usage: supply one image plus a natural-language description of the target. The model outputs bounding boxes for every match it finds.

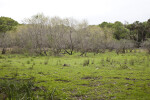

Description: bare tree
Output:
[141,39,150,53]
[115,39,135,54]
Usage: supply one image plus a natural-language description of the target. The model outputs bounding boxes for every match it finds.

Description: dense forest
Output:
[0,14,150,55]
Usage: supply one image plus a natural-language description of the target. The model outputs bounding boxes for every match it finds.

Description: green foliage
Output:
[99,18,150,44]
[99,21,130,40]
[0,16,18,34]
[99,22,113,28]
[113,21,130,40]
[126,19,150,43]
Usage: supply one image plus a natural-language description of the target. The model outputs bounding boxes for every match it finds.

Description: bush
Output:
[83,59,90,66]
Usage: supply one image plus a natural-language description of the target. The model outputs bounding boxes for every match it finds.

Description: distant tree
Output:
[115,39,135,54]
[145,19,150,39]
[126,20,150,46]
[0,16,18,54]
[99,22,113,28]
[141,39,150,53]
[99,21,130,40]
[112,21,130,40]
[61,18,79,55]
[21,13,49,55]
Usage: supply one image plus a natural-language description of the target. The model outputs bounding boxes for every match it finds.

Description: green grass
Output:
[0,51,150,99]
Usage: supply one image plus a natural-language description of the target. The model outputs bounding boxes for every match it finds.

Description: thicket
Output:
[0,14,150,55]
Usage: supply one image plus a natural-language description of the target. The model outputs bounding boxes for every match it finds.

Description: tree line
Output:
[99,19,150,44]
[0,14,150,55]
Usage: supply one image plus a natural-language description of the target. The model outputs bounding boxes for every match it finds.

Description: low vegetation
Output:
[0,51,150,99]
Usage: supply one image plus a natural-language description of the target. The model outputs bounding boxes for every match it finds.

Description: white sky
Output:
[0,0,150,25]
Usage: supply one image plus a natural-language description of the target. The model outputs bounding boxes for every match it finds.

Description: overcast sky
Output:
[0,0,150,25]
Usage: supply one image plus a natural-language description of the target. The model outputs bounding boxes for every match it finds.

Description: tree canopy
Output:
[0,16,18,34]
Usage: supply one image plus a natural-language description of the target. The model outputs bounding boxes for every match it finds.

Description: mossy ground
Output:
[0,51,150,99]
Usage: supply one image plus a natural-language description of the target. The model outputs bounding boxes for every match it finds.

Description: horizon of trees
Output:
[0,14,150,55]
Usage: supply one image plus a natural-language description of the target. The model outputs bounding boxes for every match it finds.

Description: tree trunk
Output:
[64,49,72,55]
[122,48,125,53]
[2,48,6,54]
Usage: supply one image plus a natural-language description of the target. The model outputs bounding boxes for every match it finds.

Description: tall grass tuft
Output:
[0,80,57,100]
[27,60,30,64]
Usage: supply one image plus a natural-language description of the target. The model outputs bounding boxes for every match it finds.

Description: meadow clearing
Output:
[0,51,150,100]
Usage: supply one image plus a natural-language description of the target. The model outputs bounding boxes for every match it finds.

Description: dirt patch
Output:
[32,86,47,92]
[146,79,150,80]
[81,76,102,80]
[38,72,44,74]
[125,83,133,86]
[125,78,150,81]
[37,72,50,75]
[37,80,47,83]
[77,84,89,86]
[125,78,136,81]
[127,88,133,90]
[113,77,120,79]
[107,77,121,79]
[32,86,41,91]
[0,77,15,80]
[0,77,35,81]
[81,76,93,79]
[63,64,70,67]
[55,79,70,82]
[0,68,3,70]
[89,81,104,87]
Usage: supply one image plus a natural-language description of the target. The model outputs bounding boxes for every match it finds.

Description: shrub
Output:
[83,59,90,66]
[27,60,30,64]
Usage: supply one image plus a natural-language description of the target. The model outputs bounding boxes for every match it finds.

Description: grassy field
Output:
[0,51,150,100]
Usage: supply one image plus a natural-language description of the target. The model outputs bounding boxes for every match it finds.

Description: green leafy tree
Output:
[0,16,18,54]
[99,22,113,28]
[99,21,130,40]
[126,20,150,45]
[112,21,130,40]
[145,19,150,38]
